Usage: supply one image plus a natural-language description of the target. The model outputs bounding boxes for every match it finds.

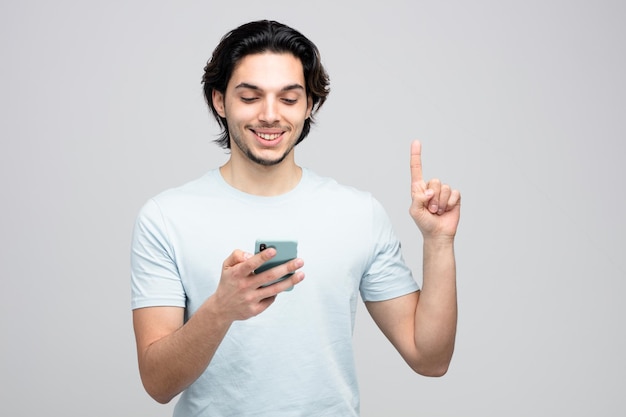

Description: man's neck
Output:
[219,158,302,196]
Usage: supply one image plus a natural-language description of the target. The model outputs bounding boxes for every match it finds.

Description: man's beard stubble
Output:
[229,128,299,167]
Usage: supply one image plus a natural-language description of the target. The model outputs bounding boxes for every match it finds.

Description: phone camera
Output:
[259,243,267,251]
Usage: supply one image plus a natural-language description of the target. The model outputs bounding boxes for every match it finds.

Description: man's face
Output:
[213,52,313,167]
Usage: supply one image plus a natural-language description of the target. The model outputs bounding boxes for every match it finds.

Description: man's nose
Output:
[259,98,279,123]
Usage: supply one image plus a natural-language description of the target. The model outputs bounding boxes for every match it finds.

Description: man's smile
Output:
[254,131,283,141]
[251,128,286,142]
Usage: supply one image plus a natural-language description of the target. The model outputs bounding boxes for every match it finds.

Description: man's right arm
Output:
[133,300,231,404]
[132,249,305,404]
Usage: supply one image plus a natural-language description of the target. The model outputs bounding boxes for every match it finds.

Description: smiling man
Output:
[131,20,461,417]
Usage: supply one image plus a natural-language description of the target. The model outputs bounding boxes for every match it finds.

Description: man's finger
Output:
[427,178,442,214]
[223,249,249,268]
[410,140,424,184]
[242,247,277,276]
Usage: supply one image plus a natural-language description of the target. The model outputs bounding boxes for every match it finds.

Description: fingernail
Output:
[430,204,438,212]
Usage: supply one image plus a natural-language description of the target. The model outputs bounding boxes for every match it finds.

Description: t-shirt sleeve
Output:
[359,198,419,302]
[130,199,186,310]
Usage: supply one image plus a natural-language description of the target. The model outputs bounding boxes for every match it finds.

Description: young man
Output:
[131,20,461,416]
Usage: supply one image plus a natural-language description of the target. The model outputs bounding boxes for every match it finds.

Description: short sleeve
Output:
[359,198,419,302]
[130,199,186,309]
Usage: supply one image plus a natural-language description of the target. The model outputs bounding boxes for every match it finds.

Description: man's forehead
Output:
[229,52,305,90]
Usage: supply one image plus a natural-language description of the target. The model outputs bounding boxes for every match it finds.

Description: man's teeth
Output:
[257,132,281,140]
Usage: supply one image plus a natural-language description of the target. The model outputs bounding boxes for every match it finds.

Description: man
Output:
[131,20,461,416]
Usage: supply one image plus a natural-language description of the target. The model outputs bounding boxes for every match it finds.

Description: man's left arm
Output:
[366,140,460,377]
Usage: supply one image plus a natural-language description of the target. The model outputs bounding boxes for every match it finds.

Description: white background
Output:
[1,1,624,415]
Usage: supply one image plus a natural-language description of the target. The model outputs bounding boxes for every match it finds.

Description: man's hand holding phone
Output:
[211,242,304,322]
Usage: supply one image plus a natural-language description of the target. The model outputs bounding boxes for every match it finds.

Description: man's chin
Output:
[246,150,289,167]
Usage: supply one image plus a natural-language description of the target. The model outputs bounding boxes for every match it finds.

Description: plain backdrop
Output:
[1,1,625,416]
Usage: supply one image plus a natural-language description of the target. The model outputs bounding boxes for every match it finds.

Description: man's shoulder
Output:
[303,169,388,217]
[136,170,221,218]
[151,170,218,201]
[304,168,371,199]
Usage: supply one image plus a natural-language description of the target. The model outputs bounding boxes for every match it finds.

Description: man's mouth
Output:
[255,131,283,141]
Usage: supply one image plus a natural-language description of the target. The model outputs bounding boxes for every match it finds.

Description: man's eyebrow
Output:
[281,83,305,92]
[234,82,305,92]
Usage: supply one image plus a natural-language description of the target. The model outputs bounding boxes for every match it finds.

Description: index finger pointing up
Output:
[410,140,424,184]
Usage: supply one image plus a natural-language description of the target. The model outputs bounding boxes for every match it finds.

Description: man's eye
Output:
[282,98,298,105]
[241,97,257,103]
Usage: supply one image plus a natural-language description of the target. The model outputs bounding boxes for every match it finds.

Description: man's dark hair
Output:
[202,20,330,149]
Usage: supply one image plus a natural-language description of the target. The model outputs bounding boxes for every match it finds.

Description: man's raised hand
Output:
[409,140,461,240]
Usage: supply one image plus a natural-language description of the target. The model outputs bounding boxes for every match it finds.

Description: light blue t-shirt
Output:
[131,168,418,416]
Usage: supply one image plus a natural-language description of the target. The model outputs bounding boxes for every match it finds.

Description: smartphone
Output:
[254,239,298,288]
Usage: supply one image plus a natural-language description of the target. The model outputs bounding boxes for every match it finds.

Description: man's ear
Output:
[212,90,226,118]
[306,96,313,119]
